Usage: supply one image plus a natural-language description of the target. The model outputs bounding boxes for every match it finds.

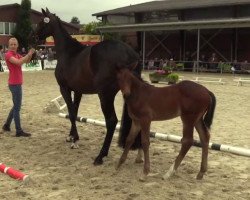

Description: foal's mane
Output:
[54,15,87,55]
[130,70,149,86]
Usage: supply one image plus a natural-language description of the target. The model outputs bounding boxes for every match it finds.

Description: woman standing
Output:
[2,37,35,137]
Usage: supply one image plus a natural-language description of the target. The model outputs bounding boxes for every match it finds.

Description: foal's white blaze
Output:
[162,163,176,180]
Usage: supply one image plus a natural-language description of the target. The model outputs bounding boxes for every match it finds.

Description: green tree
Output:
[70,17,80,24]
[83,21,121,40]
[84,21,99,35]
[12,0,32,50]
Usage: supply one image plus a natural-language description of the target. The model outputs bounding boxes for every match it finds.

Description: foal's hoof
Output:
[139,174,148,182]
[66,136,73,142]
[162,170,175,180]
[93,157,103,166]
[162,164,175,180]
[70,142,79,149]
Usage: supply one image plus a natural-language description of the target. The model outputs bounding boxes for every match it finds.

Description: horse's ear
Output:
[41,8,47,16]
[46,7,50,14]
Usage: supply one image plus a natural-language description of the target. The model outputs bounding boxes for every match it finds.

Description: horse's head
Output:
[117,68,133,100]
[30,8,57,46]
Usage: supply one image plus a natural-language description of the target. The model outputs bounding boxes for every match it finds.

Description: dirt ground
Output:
[0,70,249,200]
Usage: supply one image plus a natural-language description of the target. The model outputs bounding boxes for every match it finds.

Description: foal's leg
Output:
[195,119,210,180]
[116,120,141,169]
[163,118,194,180]
[135,149,144,163]
[94,90,118,165]
[140,119,151,177]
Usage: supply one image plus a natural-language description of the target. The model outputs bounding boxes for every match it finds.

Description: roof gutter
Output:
[96,18,250,33]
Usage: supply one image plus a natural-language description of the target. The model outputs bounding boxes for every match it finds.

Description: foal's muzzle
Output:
[123,93,131,100]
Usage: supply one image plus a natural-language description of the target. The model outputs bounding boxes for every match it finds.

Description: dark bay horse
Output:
[31,8,141,165]
[116,68,216,180]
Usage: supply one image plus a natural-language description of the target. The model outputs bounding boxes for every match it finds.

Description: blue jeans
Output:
[5,84,22,132]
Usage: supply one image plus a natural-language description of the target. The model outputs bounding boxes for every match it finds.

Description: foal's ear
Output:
[115,66,122,73]
[128,61,138,71]
[115,66,123,78]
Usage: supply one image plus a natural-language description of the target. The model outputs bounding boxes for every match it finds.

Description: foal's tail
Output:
[204,91,216,129]
[118,62,142,149]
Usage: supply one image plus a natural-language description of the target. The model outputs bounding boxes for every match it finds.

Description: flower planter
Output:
[149,73,169,83]
[149,71,179,84]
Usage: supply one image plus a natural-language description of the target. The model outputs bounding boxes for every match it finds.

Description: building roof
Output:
[93,0,250,16]
[97,17,250,32]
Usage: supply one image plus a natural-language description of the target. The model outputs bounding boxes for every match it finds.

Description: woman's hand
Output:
[28,48,36,56]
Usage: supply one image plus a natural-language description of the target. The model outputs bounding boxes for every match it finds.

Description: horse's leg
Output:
[73,92,82,119]
[195,118,210,180]
[65,92,82,148]
[116,120,140,169]
[94,91,118,165]
[163,118,194,180]
[60,87,79,148]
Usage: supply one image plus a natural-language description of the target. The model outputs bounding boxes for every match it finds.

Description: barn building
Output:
[93,0,250,71]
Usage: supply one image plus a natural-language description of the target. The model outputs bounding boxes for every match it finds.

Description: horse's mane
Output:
[55,15,87,55]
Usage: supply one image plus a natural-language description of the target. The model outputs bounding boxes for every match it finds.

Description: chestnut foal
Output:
[116,69,216,180]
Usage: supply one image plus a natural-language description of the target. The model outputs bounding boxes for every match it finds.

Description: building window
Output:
[9,22,16,34]
[0,22,16,35]
[0,22,4,34]
[5,22,10,35]
[142,11,179,23]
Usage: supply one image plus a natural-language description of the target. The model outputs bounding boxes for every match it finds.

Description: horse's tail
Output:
[204,91,216,129]
[118,62,142,149]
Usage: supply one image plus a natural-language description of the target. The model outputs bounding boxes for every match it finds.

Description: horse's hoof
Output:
[196,172,204,180]
[70,142,79,149]
[116,162,122,170]
[93,157,103,166]
[66,136,73,142]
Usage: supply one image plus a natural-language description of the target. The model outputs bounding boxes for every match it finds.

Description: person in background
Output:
[208,52,218,69]
[200,54,208,69]
[37,48,47,70]
[169,58,177,70]
[0,47,4,72]
[2,37,35,137]
[47,48,54,61]
[184,51,193,71]
[232,60,241,72]
[148,59,154,70]
[20,47,27,57]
